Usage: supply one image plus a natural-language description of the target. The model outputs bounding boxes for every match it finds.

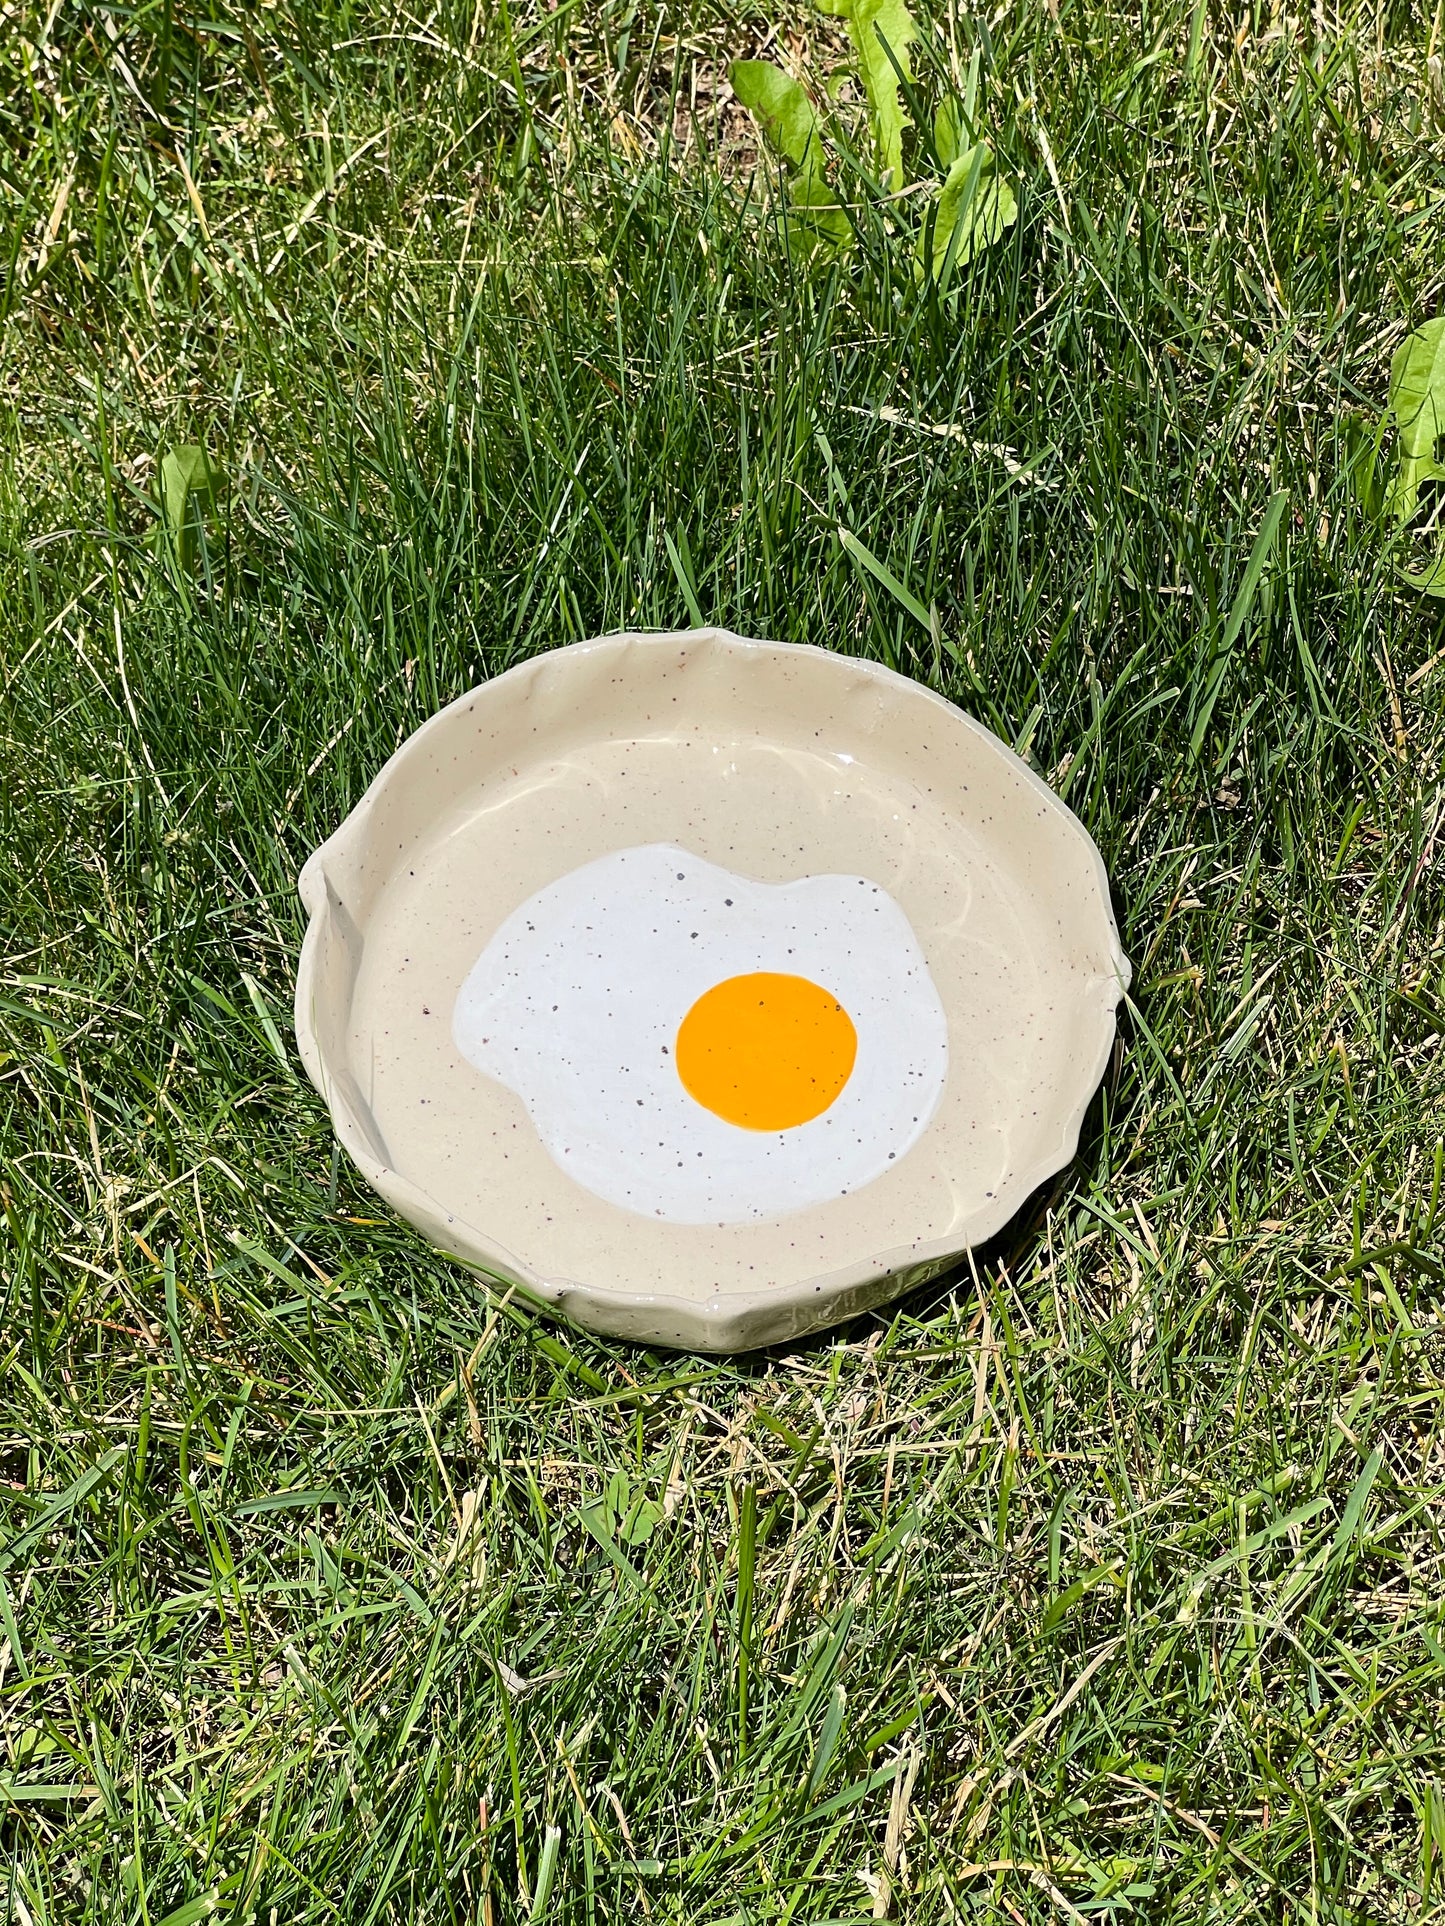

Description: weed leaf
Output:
[787,167,851,255]
[620,1496,663,1546]
[729,61,823,179]
[158,442,225,568]
[1383,316,1445,592]
[1385,317,1445,527]
[819,0,918,188]
[920,142,1017,286]
[730,59,845,258]
[934,98,963,168]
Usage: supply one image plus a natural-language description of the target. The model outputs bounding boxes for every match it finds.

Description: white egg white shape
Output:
[451,843,949,1225]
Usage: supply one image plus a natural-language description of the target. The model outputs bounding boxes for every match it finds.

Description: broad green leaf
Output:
[158,442,225,568]
[788,166,850,255]
[730,58,845,262]
[1387,451,1445,530]
[729,61,824,180]
[822,0,918,188]
[1385,317,1445,526]
[160,443,223,543]
[620,1495,664,1546]
[577,1500,646,1587]
[604,1466,631,1526]
[919,142,1017,286]
[1389,317,1445,462]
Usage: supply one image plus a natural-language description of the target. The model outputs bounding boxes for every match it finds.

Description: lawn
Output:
[3,0,1445,1918]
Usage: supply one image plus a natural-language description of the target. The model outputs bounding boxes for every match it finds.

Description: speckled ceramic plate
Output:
[295,629,1130,1351]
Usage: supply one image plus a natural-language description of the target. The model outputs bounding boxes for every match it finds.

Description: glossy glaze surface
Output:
[295,629,1130,1350]
[450,844,948,1224]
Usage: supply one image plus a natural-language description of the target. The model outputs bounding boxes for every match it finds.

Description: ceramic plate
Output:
[295,629,1130,1351]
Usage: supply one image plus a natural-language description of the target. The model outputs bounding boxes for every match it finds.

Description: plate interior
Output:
[301,635,1125,1330]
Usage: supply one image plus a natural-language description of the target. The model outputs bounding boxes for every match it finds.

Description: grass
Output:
[3,0,1445,1917]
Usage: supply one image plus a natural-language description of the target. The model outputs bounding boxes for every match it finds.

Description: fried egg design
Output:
[452,844,948,1224]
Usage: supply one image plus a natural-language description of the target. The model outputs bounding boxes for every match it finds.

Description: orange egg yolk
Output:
[675,972,857,1131]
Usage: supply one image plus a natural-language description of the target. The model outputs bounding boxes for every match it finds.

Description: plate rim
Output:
[294,626,1131,1351]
